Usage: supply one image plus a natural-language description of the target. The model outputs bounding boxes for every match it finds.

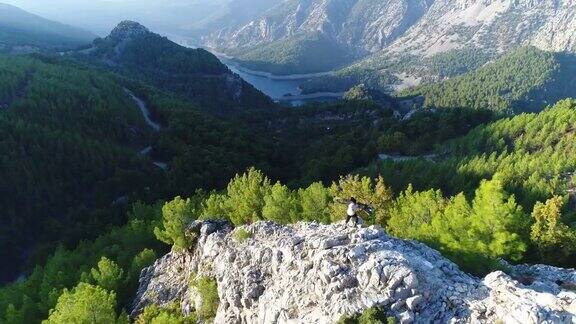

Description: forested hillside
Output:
[0,54,161,283]
[79,21,271,114]
[229,32,351,75]
[0,54,277,285]
[0,3,94,53]
[370,99,576,259]
[299,48,496,94]
[399,47,576,113]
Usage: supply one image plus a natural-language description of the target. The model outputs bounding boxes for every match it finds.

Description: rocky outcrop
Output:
[108,21,150,42]
[131,221,576,323]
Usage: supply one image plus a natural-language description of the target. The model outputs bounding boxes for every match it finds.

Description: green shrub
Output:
[129,249,157,281]
[233,229,253,243]
[338,307,395,324]
[136,303,196,324]
[193,276,219,320]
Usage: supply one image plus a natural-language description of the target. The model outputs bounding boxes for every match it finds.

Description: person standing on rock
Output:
[346,197,365,227]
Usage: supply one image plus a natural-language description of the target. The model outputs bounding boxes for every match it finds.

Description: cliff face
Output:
[385,0,576,56]
[131,220,576,323]
[204,0,434,56]
[203,0,576,73]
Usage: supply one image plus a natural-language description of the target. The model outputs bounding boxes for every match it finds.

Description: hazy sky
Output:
[0,0,227,36]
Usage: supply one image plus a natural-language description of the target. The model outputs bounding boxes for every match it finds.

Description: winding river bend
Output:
[222,59,343,106]
[169,37,343,106]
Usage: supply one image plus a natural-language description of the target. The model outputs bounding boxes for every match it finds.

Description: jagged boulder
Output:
[131,221,576,323]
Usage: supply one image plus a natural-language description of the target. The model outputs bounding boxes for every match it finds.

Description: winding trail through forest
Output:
[124,89,161,131]
[124,88,167,170]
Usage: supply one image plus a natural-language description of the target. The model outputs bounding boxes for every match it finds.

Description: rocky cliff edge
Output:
[131,220,576,323]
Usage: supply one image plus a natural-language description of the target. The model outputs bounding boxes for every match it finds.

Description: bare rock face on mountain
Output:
[204,0,434,57]
[131,220,576,323]
[386,0,576,56]
[204,0,576,73]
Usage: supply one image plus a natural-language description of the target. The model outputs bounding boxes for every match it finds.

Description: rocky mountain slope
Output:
[131,220,576,323]
[78,21,272,114]
[385,0,576,57]
[203,0,576,75]
[204,0,434,58]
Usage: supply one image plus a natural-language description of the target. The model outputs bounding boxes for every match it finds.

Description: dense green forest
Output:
[0,202,165,323]
[230,32,351,75]
[231,92,493,187]
[0,54,273,285]
[399,47,576,113]
[299,48,495,94]
[0,55,160,284]
[127,84,277,196]
[79,21,272,114]
[369,99,576,212]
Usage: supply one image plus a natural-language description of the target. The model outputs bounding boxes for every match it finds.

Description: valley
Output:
[175,40,344,106]
[0,2,575,324]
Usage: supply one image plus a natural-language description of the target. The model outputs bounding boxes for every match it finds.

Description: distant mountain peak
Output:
[109,20,150,40]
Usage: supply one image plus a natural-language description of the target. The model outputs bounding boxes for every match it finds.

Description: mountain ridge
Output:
[79,20,272,114]
[0,3,95,53]
[203,0,576,77]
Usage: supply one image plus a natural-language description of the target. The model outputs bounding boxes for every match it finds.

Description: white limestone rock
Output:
[131,220,576,323]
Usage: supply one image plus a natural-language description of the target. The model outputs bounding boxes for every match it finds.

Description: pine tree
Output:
[263,182,299,224]
[154,196,197,251]
[299,182,332,224]
[530,196,576,264]
[225,168,271,225]
[200,192,229,220]
[90,257,123,292]
[468,179,527,261]
[43,283,119,324]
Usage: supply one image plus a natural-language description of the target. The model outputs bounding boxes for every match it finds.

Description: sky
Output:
[0,0,226,36]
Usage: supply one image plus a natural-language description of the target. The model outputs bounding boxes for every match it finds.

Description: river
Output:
[222,59,344,106]
[169,37,343,106]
